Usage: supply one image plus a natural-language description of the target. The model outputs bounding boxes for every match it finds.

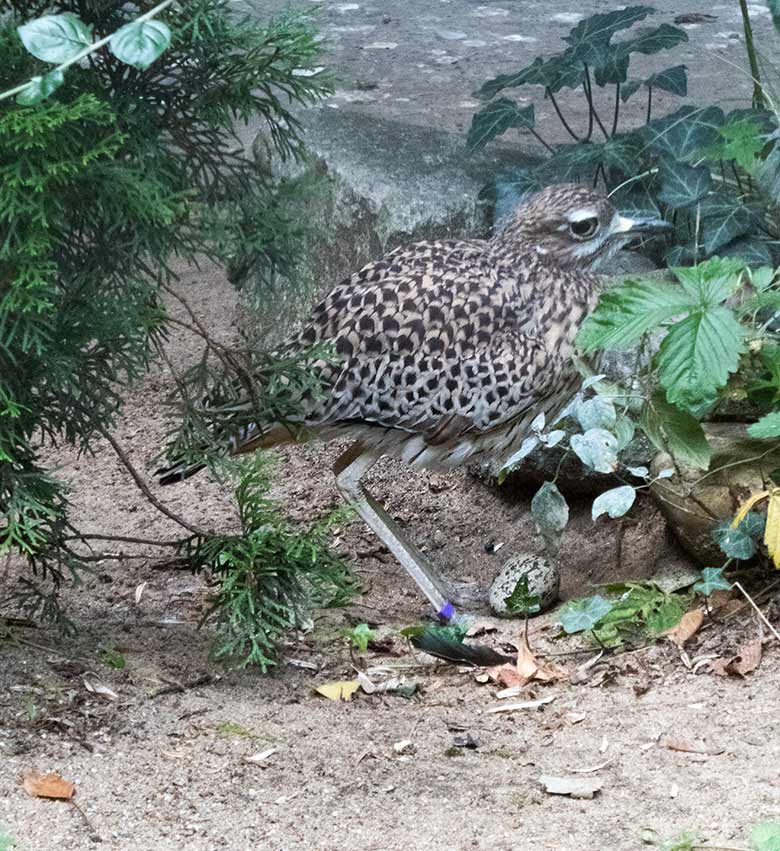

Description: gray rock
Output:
[489,553,560,617]
[650,422,780,564]
[242,107,537,345]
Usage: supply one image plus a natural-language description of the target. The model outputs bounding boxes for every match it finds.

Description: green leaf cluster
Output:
[578,257,769,467]
[471,6,780,266]
[560,582,689,646]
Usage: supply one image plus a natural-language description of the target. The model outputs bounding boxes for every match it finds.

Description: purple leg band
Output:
[437,601,455,621]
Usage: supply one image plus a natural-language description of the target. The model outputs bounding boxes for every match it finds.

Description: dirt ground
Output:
[1,259,780,851]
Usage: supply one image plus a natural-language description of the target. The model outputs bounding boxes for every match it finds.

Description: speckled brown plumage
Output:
[258,184,628,468]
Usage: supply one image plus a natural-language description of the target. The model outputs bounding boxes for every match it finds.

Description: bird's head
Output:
[495,183,670,270]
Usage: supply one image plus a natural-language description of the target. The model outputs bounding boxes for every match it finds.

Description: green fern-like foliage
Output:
[183,457,356,671]
[0,1,348,663]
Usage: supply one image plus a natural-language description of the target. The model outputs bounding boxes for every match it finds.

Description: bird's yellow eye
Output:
[570,217,599,239]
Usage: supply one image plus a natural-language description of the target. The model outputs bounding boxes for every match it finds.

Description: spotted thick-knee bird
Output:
[160,184,668,621]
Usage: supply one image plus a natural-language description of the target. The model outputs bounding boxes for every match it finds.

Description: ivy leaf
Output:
[592,44,630,86]
[531,482,569,533]
[645,105,724,162]
[693,567,732,596]
[531,481,569,556]
[539,52,587,94]
[699,193,755,255]
[467,98,534,151]
[592,485,636,521]
[645,64,688,96]
[576,396,617,431]
[504,575,542,615]
[748,412,780,439]
[476,56,547,100]
[657,157,712,209]
[17,13,92,64]
[712,522,757,560]
[559,595,614,634]
[570,428,619,473]
[640,394,711,469]
[720,237,773,268]
[16,69,65,105]
[657,307,745,411]
[110,19,171,70]
[563,6,654,64]
[615,23,688,58]
[577,278,694,353]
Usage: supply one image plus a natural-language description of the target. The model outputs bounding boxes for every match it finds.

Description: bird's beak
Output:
[612,214,673,237]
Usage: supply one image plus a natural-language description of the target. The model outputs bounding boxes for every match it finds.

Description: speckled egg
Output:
[489,553,560,617]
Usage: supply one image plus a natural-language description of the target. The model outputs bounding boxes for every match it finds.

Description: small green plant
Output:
[100,647,126,670]
[559,582,690,646]
[343,623,375,653]
[469,5,780,265]
[183,457,356,670]
[504,576,541,616]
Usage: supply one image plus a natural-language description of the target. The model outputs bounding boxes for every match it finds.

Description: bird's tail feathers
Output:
[156,423,297,486]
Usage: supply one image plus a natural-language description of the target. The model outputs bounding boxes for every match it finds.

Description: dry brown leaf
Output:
[515,636,567,683]
[711,639,762,678]
[663,609,704,648]
[486,662,525,688]
[708,589,735,611]
[22,770,75,800]
[538,774,603,799]
[658,736,724,755]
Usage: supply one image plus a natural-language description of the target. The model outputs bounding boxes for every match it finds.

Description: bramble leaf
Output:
[577,278,694,353]
[657,306,745,411]
[640,395,711,469]
[748,412,780,439]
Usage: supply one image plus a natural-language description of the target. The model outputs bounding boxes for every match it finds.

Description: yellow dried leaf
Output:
[765,489,780,569]
[314,680,360,701]
[22,770,75,800]
[731,490,770,529]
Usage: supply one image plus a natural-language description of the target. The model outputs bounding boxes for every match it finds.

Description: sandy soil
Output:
[1,259,779,851]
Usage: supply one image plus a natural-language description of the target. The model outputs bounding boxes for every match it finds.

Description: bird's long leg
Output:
[333,442,457,621]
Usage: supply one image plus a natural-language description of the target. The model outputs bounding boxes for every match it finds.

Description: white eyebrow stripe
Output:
[568,208,599,222]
